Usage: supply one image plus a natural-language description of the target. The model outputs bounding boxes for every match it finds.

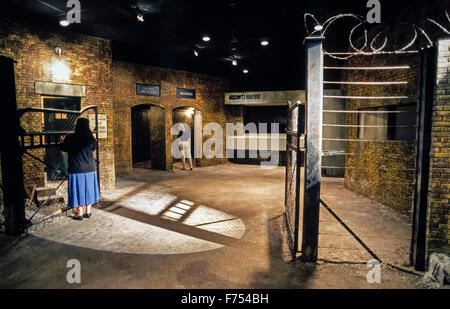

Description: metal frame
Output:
[17,105,100,227]
[301,37,324,261]
[411,46,437,271]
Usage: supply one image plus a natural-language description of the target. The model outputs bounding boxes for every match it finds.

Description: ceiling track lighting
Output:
[243,69,248,74]
[202,35,211,42]
[260,40,269,46]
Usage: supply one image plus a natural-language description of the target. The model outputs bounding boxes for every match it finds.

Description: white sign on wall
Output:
[224,90,305,106]
[89,114,107,139]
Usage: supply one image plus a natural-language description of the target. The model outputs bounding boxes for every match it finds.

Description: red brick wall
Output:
[0,18,115,191]
[112,61,230,175]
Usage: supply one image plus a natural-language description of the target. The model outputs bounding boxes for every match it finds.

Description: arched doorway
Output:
[131,104,166,170]
[172,106,201,169]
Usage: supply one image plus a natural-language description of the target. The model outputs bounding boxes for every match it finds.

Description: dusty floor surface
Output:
[0,163,434,288]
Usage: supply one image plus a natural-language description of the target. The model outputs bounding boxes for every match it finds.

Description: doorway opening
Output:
[172,106,200,169]
[131,104,166,170]
[41,96,80,181]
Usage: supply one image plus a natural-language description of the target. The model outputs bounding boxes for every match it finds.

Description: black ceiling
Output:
[0,0,438,91]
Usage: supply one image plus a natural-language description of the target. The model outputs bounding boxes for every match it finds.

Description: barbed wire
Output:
[304,11,450,60]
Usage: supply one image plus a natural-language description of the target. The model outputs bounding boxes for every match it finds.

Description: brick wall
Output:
[343,53,421,216]
[112,61,230,175]
[427,38,450,255]
[0,18,115,191]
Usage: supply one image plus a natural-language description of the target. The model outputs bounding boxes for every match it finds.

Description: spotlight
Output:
[202,35,211,42]
[314,25,323,31]
[232,59,237,66]
[194,50,199,57]
[59,20,70,27]
[137,13,144,22]
[243,69,248,74]
[260,40,269,46]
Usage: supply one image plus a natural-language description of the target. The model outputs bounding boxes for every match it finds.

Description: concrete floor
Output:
[0,163,432,288]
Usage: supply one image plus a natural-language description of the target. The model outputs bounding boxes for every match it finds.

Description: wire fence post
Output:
[302,37,324,262]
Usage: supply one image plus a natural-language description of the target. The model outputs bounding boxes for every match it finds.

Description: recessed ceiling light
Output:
[243,69,248,74]
[137,13,144,22]
[59,20,70,27]
[232,59,237,66]
[194,50,199,57]
[260,40,269,46]
[202,36,211,42]
[314,25,323,31]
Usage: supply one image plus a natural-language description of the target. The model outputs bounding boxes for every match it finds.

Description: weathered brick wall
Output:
[427,39,450,255]
[343,53,421,216]
[0,18,115,191]
[342,0,450,256]
[112,61,230,175]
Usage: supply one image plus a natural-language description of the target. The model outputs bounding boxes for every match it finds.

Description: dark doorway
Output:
[243,106,287,133]
[42,96,80,181]
[131,104,166,170]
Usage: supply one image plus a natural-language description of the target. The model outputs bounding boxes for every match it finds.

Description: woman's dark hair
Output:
[74,118,95,142]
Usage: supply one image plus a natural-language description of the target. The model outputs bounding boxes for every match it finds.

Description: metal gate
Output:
[284,102,305,254]
[17,105,100,229]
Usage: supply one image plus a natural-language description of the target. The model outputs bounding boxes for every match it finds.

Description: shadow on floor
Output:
[96,199,247,248]
[248,214,316,288]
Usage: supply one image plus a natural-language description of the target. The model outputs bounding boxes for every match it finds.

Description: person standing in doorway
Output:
[177,124,193,171]
[60,117,100,220]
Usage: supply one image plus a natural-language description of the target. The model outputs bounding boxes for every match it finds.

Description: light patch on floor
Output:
[30,186,246,255]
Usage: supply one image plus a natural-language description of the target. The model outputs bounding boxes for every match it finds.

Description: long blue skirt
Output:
[68,171,100,208]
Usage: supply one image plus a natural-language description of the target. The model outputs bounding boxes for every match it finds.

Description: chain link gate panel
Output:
[284,101,305,254]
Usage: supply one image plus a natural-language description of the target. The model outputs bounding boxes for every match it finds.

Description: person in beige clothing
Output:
[177,124,193,170]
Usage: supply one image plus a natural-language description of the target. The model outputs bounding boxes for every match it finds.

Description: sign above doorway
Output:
[136,83,160,97]
[177,88,196,99]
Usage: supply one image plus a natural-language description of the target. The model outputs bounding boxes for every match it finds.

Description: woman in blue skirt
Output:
[60,117,100,220]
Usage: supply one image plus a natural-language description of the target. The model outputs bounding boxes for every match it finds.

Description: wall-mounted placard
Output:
[177,87,196,99]
[136,83,160,97]
[89,114,108,139]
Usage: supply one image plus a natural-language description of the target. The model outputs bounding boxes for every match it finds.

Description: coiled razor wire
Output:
[304,11,450,60]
